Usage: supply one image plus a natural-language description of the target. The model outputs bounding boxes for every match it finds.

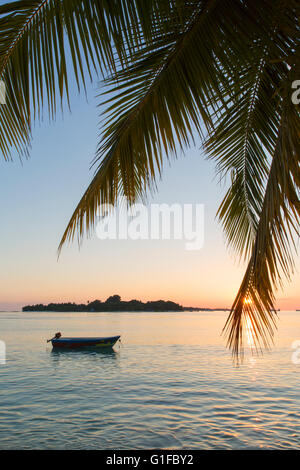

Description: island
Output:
[22,295,184,312]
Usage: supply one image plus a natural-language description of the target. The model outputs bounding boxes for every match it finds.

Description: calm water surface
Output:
[0,310,300,449]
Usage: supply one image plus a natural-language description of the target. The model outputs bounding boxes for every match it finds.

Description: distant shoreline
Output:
[20,308,231,313]
[22,295,231,313]
[22,295,183,312]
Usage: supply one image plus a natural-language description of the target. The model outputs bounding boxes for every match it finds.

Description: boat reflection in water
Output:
[51,346,118,358]
[50,344,119,368]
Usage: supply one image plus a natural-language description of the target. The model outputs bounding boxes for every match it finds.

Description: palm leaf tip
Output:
[223,289,278,360]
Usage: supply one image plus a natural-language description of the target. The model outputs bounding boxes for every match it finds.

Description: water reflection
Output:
[50,347,118,362]
[1,311,300,449]
[245,315,255,350]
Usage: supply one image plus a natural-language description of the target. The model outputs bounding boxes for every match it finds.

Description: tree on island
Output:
[1,1,299,356]
[105,295,121,304]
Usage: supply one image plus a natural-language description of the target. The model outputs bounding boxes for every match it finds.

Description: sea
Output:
[0,310,299,449]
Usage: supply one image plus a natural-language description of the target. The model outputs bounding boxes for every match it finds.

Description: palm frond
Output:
[58,0,258,251]
[0,0,180,158]
[223,68,300,357]
[203,1,300,357]
[205,0,298,261]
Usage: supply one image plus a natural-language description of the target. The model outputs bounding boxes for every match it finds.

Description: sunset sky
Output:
[0,70,299,312]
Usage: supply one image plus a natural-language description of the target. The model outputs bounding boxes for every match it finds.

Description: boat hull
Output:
[51,335,120,349]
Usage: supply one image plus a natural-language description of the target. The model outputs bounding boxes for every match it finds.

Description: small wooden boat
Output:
[47,332,120,349]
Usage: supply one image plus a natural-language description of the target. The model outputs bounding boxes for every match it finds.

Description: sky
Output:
[0,12,299,311]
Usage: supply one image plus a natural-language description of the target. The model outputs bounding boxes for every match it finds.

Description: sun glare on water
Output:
[245,316,255,348]
[243,297,255,348]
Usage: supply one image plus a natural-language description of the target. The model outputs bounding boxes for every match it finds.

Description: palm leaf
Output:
[205,49,288,261]
[58,0,257,251]
[0,0,179,159]
[207,2,300,357]
[222,65,300,357]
